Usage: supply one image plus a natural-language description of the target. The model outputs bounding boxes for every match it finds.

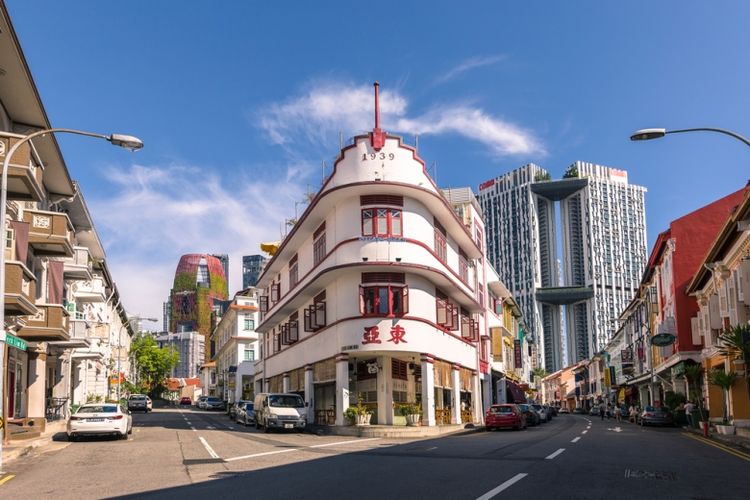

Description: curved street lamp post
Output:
[1,128,142,469]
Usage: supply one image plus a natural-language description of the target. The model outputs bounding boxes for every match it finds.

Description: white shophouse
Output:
[211,288,260,404]
[255,85,526,427]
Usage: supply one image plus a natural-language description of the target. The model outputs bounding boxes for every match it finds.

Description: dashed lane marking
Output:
[683,433,750,462]
[571,437,581,443]
[582,430,588,434]
[545,448,565,460]
[225,438,381,462]
[475,473,528,500]
[199,437,220,459]
[206,426,216,430]
[190,427,197,432]
[0,474,15,486]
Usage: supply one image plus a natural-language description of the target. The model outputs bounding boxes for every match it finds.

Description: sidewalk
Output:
[683,425,750,452]
[1,420,69,465]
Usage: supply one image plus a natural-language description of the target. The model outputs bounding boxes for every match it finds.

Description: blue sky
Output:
[7,1,750,325]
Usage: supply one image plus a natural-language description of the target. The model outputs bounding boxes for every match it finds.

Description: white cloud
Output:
[257,81,544,158]
[435,55,506,84]
[90,161,307,324]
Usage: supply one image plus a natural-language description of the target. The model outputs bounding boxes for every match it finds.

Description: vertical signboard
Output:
[514,339,522,368]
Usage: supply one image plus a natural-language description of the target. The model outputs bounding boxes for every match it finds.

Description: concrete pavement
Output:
[1,408,748,499]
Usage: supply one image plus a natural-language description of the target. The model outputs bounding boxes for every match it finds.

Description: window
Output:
[313,222,326,267]
[259,295,269,312]
[304,291,327,332]
[289,254,298,288]
[270,282,280,303]
[243,315,255,331]
[436,289,458,330]
[282,312,299,345]
[360,284,409,317]
[361,208,402,237]
[273,330,281,353]
[391,359,408,381]
[460,309,479,342]
[434,219,447,262]
[244,348,255,361]
[458,249,468,283]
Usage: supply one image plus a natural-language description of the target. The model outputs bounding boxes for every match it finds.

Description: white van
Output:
[254,393,307,432]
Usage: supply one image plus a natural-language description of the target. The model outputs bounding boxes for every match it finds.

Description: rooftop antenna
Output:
[415,134,419,152]
[370,81,386,151]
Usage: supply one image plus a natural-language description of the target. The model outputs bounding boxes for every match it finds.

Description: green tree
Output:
[708,369,739,424]
[532,367,548,382]
[130,335,180,397]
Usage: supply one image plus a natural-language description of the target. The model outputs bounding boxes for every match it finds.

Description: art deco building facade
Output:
[479,162,647,371]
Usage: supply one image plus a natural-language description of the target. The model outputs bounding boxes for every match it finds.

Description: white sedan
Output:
[67,403,132,441]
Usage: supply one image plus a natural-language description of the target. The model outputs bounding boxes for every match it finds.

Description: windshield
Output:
[207,397,221,402]
[78,405,118,414]
[269,395,304,408]
[517,404,529,411]
[129,395,146,400]
[532,405,542,410]
[245,403,254,411]
[490,406,513,414]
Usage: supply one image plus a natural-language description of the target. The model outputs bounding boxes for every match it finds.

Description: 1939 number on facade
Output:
[362,152,395,161]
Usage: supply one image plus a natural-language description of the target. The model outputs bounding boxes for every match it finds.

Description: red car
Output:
[486,404,526,431]
[179,397,192,405]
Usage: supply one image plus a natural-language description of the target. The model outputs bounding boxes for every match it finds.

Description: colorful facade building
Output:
[688,183,750,427]
[170,254,229,342]
[254,84,529,428]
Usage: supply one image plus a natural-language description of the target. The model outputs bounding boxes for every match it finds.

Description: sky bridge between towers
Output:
[535,286,594,305]
[530,177,589,200]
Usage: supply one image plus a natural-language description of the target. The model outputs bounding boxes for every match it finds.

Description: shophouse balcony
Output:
[69,317,91,340]
[0,133,45,202]
[3,260,37,316]
[23,209,74,257]
[18,304,70,341]
[73,276,106,302]
[63,247,93,281]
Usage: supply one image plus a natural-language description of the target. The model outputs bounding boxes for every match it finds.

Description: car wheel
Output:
[263,423,270,433]
[243,417,248,427]
[120,432,128,440]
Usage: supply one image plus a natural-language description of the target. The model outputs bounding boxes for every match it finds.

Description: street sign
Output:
[3,332,27,351]
[651,333,676,347]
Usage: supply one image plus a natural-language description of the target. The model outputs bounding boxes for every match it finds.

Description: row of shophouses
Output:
[1,6,134,441]
[542,183,750,429]
[201,111,538,427]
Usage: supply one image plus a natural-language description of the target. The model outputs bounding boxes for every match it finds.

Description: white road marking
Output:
[425,446,438,451]
[227,426,235,430]
[199,437,220,459]
[582,430,588,434]
[308,438,380,449]
[607,427,622,433]
[571,437,581,443]
[545,448,566,460]
[190,427,196,432]
[224,448,299,462]
[206,426,216,430]
[475,473,528,500]
[185,421,191,425]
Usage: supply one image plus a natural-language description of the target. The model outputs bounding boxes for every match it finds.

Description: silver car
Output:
[236,402,255,426]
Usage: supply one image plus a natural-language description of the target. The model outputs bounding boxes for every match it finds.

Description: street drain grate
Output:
[183,458,225,465]
[624,469,677,481]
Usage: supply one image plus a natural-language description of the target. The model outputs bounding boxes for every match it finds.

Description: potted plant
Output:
[708,369,739,435]
[398,403,422,426]
[344,396,372,425]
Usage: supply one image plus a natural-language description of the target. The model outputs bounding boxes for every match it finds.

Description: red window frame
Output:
[461,316,479,342]
[361,208,403,237]
[434,228,447,263]
[359,284,409,317]
[458,251,469,283]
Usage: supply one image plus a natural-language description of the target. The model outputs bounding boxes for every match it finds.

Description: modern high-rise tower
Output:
[242,254,267,288]
[478,162,647,371]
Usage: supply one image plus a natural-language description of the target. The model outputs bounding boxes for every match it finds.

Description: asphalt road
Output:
[1,407,747,499]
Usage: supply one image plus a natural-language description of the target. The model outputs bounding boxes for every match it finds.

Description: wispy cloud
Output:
[435,55,506,84]
[256,81,543,158]
[90,162,307,322]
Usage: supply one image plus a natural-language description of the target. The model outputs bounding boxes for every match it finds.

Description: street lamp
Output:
[1,128,142,468]
[630,127,750,148]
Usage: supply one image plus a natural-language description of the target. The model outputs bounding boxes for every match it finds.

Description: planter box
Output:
[716,424,736,435]
[406,414,421,426]
[355,414,372,426]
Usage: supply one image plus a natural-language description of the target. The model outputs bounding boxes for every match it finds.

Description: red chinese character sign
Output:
[362,325,407,345]
[362,326,381,345]
[388,325,407,344]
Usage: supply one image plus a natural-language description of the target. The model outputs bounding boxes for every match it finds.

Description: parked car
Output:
[573,407,586,414]
[179,397,192,406]
[638,406,674,427]
[558,407,570,414]
[67,403,132,441]
[127,394,149,413]
[254,393,307,432]
[589,406,600,416]
[485,404,526,431]
[146,396,153,412]
[197,396,209,409]
[204,397,226,411]
[229,400,251,420]
[545,405,558,417]
[516,404,540,426]
[532,404,550,422]
[236,402,256,426]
